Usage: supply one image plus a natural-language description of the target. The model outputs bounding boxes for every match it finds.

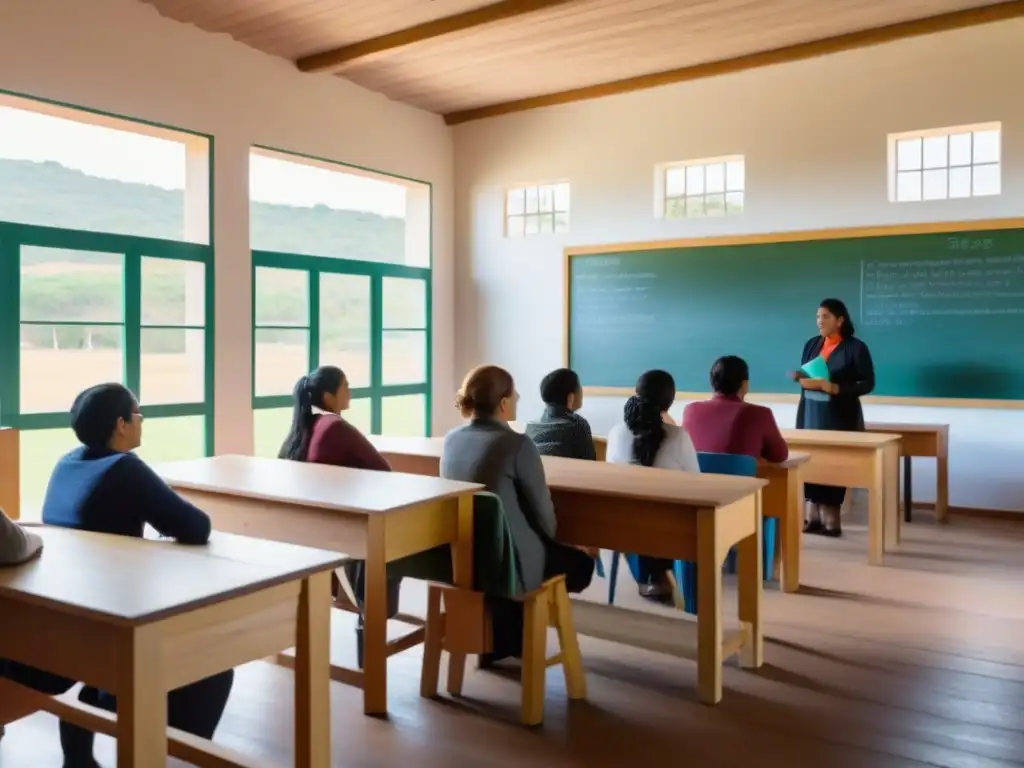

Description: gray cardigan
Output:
[440,418,556,592]
[0,510,42,565]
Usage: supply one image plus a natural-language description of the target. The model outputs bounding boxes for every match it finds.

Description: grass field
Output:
[14,344,426,518]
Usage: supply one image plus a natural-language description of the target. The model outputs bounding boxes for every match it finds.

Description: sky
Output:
[0,105,407,217]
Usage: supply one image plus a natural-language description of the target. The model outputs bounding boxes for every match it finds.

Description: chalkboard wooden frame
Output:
[563,217,1024,409]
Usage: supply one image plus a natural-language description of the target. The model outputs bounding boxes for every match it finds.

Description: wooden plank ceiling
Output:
[138,0,1024,123]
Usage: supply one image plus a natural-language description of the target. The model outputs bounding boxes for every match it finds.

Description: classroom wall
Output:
[453,19,1024,513]
[0,0,458,449]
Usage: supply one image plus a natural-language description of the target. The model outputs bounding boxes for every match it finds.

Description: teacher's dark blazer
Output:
[796,335,876,432]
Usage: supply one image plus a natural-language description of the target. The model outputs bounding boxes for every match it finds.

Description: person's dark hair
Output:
[70,383,137,449]
[710,355,749,397]
[820,297,856,337]
[278,366,347,461]
[455,365,515,419]
[622,369,676,467]
[539,368,581,407]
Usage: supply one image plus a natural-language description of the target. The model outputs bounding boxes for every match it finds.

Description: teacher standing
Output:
[791,298,875,537]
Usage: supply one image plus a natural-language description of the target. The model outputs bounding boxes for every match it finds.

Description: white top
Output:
[0,510,42,566]
[605,422,701,473]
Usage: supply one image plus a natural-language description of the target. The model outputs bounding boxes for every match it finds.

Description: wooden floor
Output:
[2,509,1023,767]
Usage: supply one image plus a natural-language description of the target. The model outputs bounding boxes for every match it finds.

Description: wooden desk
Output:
[0,427,18,519]
[0,527,343,768]
[155,455,483,717]
[758,452,809,593]
[368,436,766,704]
[865,422,949,524]
[780,429,901,565]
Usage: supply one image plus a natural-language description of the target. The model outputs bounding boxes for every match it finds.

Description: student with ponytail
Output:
[606,369,700,600]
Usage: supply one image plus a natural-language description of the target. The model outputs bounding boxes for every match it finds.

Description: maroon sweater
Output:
[682,394,789,464]
[306,414,391,471]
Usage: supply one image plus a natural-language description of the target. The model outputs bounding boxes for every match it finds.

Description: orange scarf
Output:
[820,334,841,361]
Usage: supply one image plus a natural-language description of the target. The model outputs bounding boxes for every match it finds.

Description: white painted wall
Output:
[453,19,1024,512]
[0,0,457,449]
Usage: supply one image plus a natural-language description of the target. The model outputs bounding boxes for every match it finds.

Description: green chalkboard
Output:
[567,224,1024,401]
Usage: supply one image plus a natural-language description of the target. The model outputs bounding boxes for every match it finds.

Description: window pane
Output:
[684,196,705,217]
[141,257,205,326]
[382,330,426,385]
[685,165,705,195]
[383,277,426,329]
[20,247,123,323]
[922,136,947,170]
[524,187,539,214]
[949,133,972,166]
[254,267,308,327]
[666,168,686,196]
[253,407,290,458]
[507,188,525,215]
[705,163,726,193]
[20,324,123,414]
[135,415,205,464]
[524,215,540,235]
[705,194,726,216]
[922,168,948,201]
[381,394,426,437]
[665,197,686,218]
[896,171,922,202]
[896,138,922,171]
[725,192,744,214]
[973,164,1000,196]
[507,215,525,237]
[538,214,555,233]
[949,166,971,198]
[539,185,554,213]
[973,130,1000,164]
[553,183,570,212]
[554,212,570,232]
[320,273,371,388]
[141,328,204,405]
[726,161,745,191]
[254,328,308,397]
[19,427,79,520]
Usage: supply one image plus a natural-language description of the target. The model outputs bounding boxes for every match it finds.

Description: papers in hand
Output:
[800,354,830,381]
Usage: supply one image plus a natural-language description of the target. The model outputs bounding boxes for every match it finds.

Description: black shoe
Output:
[803,519,826,534]
[821,527,842,538]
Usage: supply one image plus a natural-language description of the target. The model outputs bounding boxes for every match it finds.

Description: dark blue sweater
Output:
[41,447,211,543]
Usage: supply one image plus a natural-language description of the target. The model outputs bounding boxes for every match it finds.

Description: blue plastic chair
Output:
[606,452,776,612]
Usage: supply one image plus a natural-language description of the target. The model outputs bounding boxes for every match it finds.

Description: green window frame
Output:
[251,249,432,435]
[0,221,216,450]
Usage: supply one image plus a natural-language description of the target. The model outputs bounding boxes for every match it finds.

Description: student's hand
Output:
[575,545,600,559]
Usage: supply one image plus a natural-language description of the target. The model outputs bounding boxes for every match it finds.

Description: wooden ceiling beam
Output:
[296,0,581,73]
[443,0,1024,125]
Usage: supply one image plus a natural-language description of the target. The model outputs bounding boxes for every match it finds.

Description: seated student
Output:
[441,365,596,663]
[20,383,233,768]
[606,369,700,602]
[682,355,789,463]
[278,366,396,654]
[525,367,597,460]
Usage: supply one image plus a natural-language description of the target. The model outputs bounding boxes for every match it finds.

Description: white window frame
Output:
[887,122,1001,203]
[654,155,745,219]
[505,181,570,237]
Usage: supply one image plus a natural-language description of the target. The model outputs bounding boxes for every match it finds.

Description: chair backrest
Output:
[696,451,758,477]
[471,491,523,599]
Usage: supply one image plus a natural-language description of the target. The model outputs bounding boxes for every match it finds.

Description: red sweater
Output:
[682,395,789,464]
[306,414,391,471]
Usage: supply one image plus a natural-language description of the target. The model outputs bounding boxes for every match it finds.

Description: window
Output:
[660,156,744,218]
[250,147,431,440]
[0,94,213,518]
[889,123,1001,202]
[506,183,569,236]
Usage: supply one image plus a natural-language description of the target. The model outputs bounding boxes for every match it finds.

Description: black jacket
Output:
[796,335,876,431]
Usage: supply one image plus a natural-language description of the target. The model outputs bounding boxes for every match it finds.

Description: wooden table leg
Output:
[936,451,950,524]
[867,453,885,566]
[737,494,764,670]
[780,467,802,593]
[117,625,166,768]
[696,507,723,705]
[445,494,474,695]
[362,519,388,716]
[903,456,913,523]
[883,444,901,550]
[294,571,331,768]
